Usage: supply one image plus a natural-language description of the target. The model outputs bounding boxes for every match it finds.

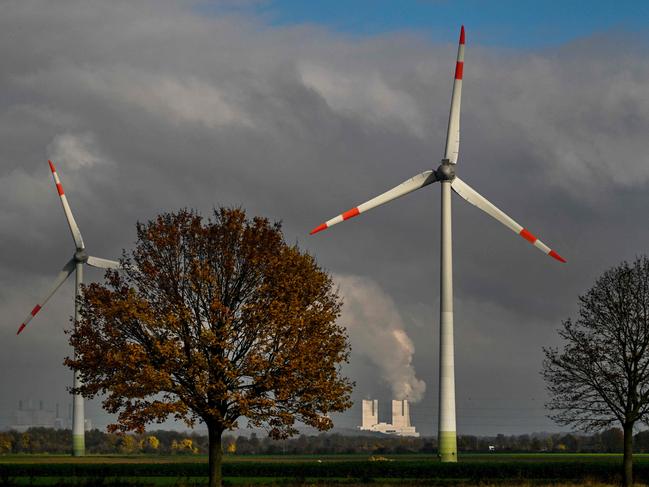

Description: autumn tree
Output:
[117,434,138,454]
[543,257,649,487]
[172,438,198,455]
[66,208,353,487]
[225,440,236,454]
[0,433,12,454]
[143,435,160,452]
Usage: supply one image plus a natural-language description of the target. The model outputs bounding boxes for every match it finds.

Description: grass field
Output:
[3,452,649,467]
[1,453,647,463]
[0,453,644,486]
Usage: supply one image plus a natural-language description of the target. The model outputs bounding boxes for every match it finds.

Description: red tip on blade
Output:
[455,61,464,80]
[48,160,56,173]
[459,25,465,45]
[17,323,26,335]
[519,228,537,244]
[310,223,327,235]
[549,250,567,263]
[342,208,360,221]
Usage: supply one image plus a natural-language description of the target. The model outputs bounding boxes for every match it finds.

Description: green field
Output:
[0,453,645,486]
[2,453,647,462]
[2,452,648,465]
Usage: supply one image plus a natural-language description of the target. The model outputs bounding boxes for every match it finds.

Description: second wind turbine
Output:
[310,26,566,462]
[16,161,121,456]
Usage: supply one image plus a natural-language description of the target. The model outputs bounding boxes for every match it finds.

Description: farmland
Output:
[1,453,648,485]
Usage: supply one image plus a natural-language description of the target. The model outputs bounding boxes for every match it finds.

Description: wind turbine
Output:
[309,26,565,462]
[16,160,121,456]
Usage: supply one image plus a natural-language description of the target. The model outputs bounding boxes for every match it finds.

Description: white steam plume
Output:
[334,274,426,402]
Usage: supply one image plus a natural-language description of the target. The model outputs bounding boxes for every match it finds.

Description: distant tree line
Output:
[6,428,649,455]
[227,429,636,455]
[0,428,205,455]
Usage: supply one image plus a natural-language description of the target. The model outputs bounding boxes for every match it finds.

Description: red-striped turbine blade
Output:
[310,170,438,235]
[16,258,76,335]
[452,177,566,263]
[48,160,85,250]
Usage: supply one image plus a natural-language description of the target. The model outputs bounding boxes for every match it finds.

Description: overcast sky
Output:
[1,0,649,437]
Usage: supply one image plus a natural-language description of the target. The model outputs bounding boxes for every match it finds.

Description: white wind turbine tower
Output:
[310,26,565,462]
[16,160,121,456]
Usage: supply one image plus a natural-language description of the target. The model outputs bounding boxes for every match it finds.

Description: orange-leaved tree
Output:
[65,208,353,487]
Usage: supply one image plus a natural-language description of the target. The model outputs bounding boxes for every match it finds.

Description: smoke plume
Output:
[334,274,426,402]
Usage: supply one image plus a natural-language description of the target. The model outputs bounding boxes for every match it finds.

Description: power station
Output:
[359,399,419,437]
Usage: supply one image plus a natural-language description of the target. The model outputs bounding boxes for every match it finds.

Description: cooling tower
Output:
[362,399,379,428]
[392,399,411,429]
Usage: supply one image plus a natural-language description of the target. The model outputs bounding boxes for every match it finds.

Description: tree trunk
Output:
[623,422,633,487]
[208,423,224,487]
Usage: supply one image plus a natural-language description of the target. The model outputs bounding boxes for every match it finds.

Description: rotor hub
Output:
[436,160,456,181]
[74,250,89,263]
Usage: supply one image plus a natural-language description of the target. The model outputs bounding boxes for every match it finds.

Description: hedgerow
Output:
[0,460,643,482]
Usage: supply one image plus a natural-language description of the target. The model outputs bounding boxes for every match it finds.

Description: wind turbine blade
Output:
[444,25,465,165]
[17,257,76,335]
[310,170,438,234]
[87,256,121,269]
[451,177,566,263]
[49,160,85,250]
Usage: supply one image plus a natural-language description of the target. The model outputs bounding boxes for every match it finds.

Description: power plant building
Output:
[9,400,59,432]
[359,399,419,437]
[6,400,92,432]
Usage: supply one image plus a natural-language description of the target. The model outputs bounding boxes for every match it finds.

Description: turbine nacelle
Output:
[74,250,89,263]
[436,160,456,181]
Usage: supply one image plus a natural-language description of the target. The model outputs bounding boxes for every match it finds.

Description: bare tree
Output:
[543,256,649,487]
[66,208,353,487]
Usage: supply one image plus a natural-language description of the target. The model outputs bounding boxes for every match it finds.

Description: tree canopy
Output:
[543,256,649,486]
[66,208,353,486]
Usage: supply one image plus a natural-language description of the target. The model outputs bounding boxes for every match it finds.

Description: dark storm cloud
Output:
[1,0,648,435]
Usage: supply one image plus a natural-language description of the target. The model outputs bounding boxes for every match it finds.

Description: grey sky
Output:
[1,1,648,437]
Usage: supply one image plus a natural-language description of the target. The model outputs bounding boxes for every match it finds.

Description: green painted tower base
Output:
[438,431,457,462]
[72,434,85,456]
